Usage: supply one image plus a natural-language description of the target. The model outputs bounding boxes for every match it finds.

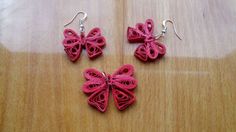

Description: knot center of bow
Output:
[144,35,155,43]
[103,74,113,86]
[80,33,87,48]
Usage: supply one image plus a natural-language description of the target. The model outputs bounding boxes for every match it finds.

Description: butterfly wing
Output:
[144,19,154,35]
[87,85,109,112]
[112,64,135,76]
[134,42,158,62]
[85,28,106,59]
[156,41,166,55]
[86,28,106,47]
[83,68,105,83]
[112,64,137,90]
[134,44,148,61]
[111,64,137,110]
[146,41,166,60]
[112,75,137,90]
[83,68,106,93]
[127,22,146,43]
[127,19,154,43]
[82,68,109,112]
[134,41,166,62]
[112,86,136,111]
[63,29,82,62]
[127,26,145,43]
[146,42,159,60]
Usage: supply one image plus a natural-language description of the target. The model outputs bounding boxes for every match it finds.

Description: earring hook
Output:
[155,19,182,40]
[64,11,87,27]
[64,11,87,33]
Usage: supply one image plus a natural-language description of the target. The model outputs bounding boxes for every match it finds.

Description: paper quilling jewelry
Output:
[82,64,137,112]
[127,19,181,62]
[62,11,106,62]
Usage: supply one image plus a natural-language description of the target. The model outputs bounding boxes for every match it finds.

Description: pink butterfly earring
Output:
[82,64,137,112]
[62,11,106,62]
[127,19,182,62]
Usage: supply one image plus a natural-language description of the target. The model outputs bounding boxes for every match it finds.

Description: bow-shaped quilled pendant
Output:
[62,11,106,62]
[82,64,137,112]
[127,19,166,62]
[63,28,106,62]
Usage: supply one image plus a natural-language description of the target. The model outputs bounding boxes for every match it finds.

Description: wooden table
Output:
[0,0,236,131]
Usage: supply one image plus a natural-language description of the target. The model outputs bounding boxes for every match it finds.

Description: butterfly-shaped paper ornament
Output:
[63,28,106,62]
[127,19,166,62]
[82,64,137,112]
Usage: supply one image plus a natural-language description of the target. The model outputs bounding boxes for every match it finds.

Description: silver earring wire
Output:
[64,11,88,33]
[155,19,182,40]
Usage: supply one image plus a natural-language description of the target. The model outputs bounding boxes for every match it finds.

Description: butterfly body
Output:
[82,64,137,112]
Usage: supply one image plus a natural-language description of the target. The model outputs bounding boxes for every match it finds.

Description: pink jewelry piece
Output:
[127,19,182,62]
[62,11,106,62]
[82,64,137,112]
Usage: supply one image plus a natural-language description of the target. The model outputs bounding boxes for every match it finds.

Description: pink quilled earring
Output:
[62,11,106,62]
[82,64,137,112]
[127,19,181,62]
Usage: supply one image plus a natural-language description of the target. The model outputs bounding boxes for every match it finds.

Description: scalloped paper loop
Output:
[62,28,106,62]
[127,19,166,62]
[82,64,137,112]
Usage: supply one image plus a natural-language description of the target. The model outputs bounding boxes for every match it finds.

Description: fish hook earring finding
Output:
[155,19,182,40]
[64,11,88,33]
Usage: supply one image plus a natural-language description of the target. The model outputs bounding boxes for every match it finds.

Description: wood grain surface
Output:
[0,0,236,131]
